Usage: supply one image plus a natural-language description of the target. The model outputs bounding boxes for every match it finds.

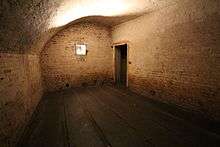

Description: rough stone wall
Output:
[0,0,177,54]
[112,0,220,121]
[0,0,62,54]
[41,22,113,92]
[0,53,43,146]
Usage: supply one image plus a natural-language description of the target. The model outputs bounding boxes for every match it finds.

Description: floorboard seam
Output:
[63,94,71,147]
[73,90,112,147]
[105,86,220,139]
[86,88,155,147]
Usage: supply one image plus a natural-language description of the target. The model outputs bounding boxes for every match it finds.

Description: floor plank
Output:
[101,86,220,146]
[73,88,150,147]
[62,90,106,147]
[18,92,67,147]
[101,86,219,146]
[17,87,220,147]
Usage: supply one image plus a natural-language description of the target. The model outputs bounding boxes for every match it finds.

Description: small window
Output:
[75,44,87,56]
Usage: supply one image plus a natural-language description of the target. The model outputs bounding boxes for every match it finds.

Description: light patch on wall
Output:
[50,0,134,27]
[75,44,87,56]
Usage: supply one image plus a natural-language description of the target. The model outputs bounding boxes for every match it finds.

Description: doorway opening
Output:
[115,44,128,87]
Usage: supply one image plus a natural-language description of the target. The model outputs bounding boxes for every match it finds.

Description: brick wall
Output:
[0,1,219,145]
[41,22,113,92]
[0,53,43,146]
[112,0,220,121]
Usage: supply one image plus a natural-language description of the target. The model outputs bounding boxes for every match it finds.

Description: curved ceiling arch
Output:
[0,0,180,54]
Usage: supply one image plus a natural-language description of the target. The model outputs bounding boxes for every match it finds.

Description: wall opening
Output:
[115,44,128,87]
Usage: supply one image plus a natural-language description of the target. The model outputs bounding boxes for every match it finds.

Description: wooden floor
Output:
[17,86,220,147]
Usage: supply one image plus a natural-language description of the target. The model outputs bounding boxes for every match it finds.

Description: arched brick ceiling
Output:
[0,0,180,54]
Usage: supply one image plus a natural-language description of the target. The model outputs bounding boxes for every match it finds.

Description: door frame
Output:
[112,42,129,87]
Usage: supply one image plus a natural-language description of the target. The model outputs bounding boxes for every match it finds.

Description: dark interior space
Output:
[0,0,220,146]
[115,44,127,87]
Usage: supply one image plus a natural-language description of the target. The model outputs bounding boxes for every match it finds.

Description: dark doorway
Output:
[115,44,127,87]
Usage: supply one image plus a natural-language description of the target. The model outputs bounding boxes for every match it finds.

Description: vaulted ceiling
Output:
[0,0,180,54]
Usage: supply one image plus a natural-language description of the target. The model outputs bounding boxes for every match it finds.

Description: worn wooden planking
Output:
[62,90,106,147]
[73,88,151,147]
[88,87,184,147]
[18,92,67,147]
[102,86,220,146]
[17,87,220,147]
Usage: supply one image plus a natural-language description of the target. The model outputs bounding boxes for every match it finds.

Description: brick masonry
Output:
[0,53,43,146]
[41,22,114,92]
[0,0,220,145]
[112,0,220,121]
